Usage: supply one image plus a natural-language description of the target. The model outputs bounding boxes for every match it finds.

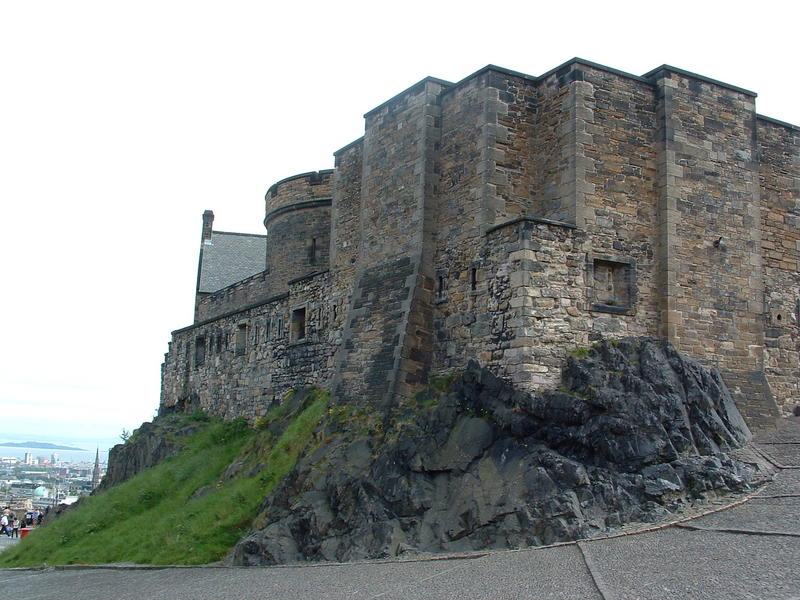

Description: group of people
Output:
[1,506,43,538]
[0,511,20,538]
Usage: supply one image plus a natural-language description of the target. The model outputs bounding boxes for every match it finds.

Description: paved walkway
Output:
[0,534,21,551]
[2,419,799,600]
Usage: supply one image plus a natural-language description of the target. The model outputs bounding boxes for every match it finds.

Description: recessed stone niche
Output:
[587,253,636,315]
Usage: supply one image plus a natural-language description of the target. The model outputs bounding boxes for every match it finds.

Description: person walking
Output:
[11,517,20,538]
[0,514,8,537]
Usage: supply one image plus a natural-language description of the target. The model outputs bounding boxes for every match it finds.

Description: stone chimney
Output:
[202,210,214,243]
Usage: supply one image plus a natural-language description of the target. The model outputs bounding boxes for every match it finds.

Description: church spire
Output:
[91,447,101,490]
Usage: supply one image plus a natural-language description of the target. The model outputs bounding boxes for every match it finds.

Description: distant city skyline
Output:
[0,434,119,461]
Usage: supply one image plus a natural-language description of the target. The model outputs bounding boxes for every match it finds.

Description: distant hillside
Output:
[0,441,86,451]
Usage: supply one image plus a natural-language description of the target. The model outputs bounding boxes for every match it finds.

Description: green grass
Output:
[568,346,590,358]
[0,390,328,567]
[427,372,457,394]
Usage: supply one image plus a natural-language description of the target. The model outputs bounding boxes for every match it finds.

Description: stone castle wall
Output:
[161,271,340,419]
[433,217,588,389]
[195,270,272,322]
[330,140,363,300]
[759,117,800,416]
[160,59,799,425]
[332,79,446,407]
[574,65,660,340]
[652,69,774,423]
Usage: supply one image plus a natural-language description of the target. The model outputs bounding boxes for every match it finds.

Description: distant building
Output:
[91,448,101,490]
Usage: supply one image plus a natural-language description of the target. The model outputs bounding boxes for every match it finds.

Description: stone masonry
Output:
[160,58,799,426]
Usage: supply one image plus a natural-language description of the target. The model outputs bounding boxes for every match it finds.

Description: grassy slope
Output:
[0,391,328,567]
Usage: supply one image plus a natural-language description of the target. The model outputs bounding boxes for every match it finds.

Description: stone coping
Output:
[265,170,334,199]
[485,215,577,235]
[363,76,453,118]
[642,64,757,96]
[757,114,800,131]
[209,230,266,239]
[264,198,332,227]
[368,58,761,115]
[287,269,330,286]
[173,292,290,335]
[195,268,268,304]
[333,136,364,157]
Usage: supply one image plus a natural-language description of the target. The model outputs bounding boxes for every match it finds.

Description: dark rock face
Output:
[99,418,201,490]
[232,338,753,565]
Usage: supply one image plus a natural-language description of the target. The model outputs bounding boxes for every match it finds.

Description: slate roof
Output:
[197,231,267,294]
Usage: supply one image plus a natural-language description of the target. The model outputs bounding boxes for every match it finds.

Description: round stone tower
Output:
[264,170,333,295]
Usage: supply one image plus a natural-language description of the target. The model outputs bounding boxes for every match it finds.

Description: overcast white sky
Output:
[1,0,798,450]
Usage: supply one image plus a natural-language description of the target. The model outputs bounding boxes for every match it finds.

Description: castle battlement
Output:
[161,59,800,427]
[265,169,333,204]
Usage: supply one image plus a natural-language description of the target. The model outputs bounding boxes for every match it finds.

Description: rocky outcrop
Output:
[99,417,202,490]
[232,338,754,565]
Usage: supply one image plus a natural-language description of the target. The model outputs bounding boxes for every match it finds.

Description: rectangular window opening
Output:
[291,308,307,342]
[195,336,206,367]
[437,275,446,300]
[309,238,317,265]
[470,268,478,291]
[235,324,248,356]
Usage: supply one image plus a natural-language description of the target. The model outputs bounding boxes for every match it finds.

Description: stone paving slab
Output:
[756,469,800,496]
[753,418,800,444]
[579,527,800,600]
[370,545,599,600]
[689,496,800,534]
[757,444,800,466]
